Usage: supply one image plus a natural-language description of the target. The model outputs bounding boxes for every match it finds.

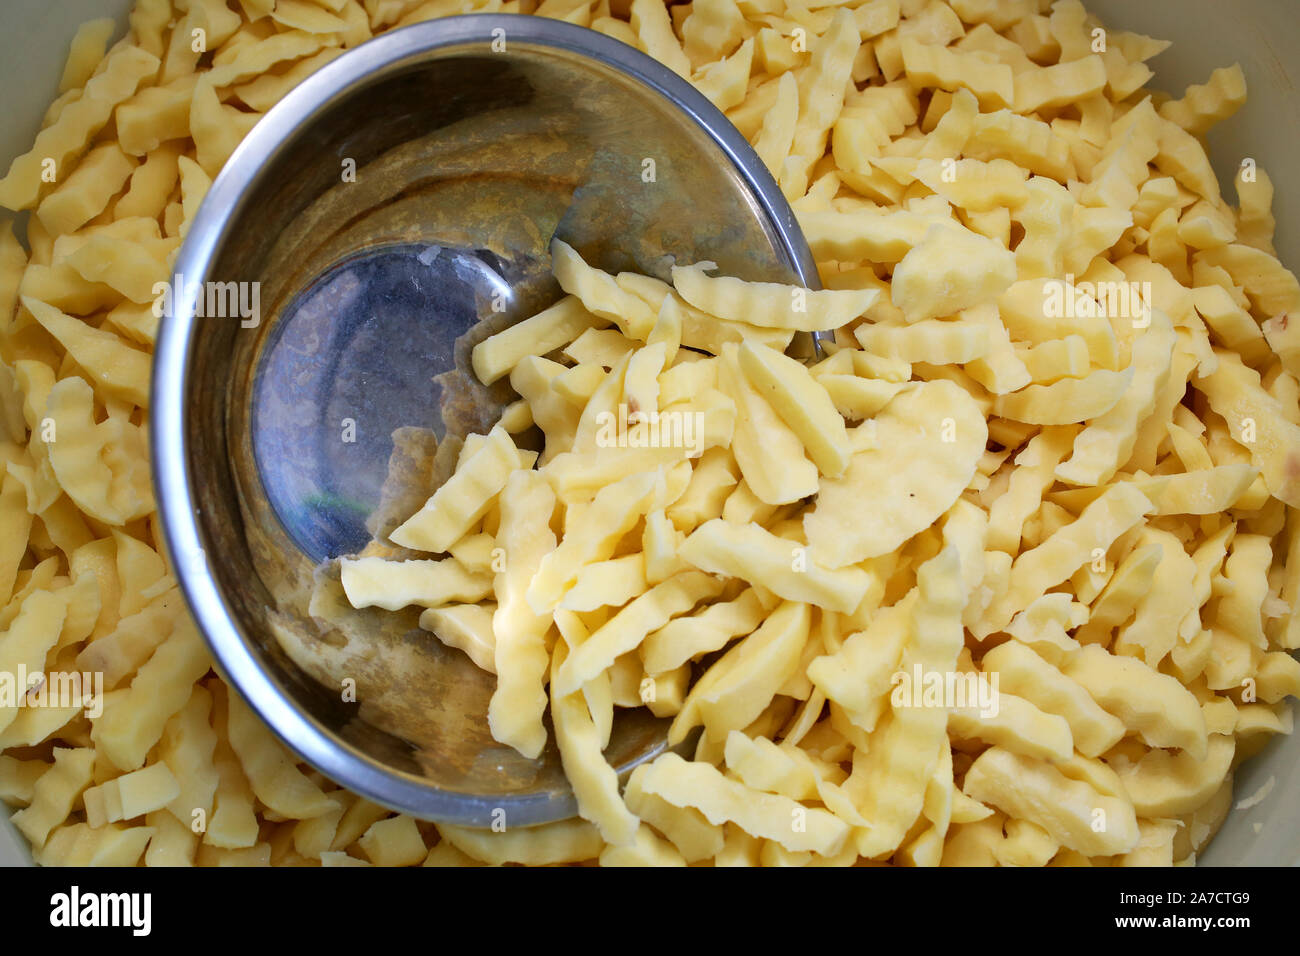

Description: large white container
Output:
[1,0,1296,866]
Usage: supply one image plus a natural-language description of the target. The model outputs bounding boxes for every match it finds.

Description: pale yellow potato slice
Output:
[804,380,986,566]
[671,261,877,332]
[736,340,851,477]
[679,518,873,614]
[717,344,818,505]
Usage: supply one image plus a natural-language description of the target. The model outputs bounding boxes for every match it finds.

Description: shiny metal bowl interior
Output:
[152,14,818,826]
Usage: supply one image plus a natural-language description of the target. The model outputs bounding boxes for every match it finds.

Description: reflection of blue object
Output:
[251,243,511,561]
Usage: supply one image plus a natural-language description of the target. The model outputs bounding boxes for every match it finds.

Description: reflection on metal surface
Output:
[252,244,514,561]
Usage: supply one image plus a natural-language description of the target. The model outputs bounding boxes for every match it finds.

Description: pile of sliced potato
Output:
[1,0,1299,867]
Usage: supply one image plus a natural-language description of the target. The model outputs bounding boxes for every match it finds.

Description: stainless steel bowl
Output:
[151,14,818,826]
